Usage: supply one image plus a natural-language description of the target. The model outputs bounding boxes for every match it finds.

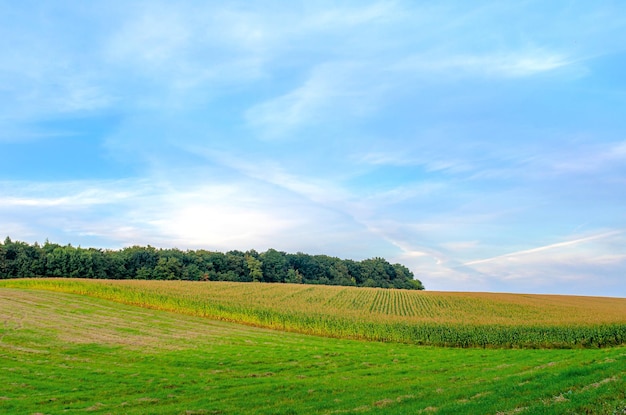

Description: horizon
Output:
[2,234,624,298]
[1,1,625,297]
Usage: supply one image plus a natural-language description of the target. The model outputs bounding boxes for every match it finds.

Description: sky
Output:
[1,1,625,296]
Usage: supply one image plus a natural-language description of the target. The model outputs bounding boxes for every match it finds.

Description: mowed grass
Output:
[1,288,625,415]
[2,278,625,348]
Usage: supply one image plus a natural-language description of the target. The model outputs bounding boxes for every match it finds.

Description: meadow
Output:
[1,278,625,348]
[1,287,625,414]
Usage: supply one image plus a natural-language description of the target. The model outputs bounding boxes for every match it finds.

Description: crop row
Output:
[2,278,625,348]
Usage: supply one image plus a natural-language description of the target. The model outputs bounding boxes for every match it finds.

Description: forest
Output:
[0,237,424,290]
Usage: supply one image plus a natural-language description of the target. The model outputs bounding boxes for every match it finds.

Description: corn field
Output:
[2,278,625,348]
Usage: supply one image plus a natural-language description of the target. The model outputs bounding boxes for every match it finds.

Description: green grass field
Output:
[1,283,625,414]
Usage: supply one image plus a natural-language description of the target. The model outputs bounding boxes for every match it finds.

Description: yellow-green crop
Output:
[2,278,624,348]
[1,288,625,414]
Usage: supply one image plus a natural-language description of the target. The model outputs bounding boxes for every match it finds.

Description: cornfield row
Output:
[2,278,625,348]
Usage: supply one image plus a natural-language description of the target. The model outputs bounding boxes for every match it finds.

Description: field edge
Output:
[1,278,625,349]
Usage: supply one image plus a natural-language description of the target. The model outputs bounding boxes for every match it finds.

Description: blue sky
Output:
[1,1,625,296]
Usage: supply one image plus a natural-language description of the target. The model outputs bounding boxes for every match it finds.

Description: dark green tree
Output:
[245,253,263,282]
[260,249,288,282]
[0,237,424,289]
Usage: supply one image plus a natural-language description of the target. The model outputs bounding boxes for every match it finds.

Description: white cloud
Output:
[103,3,274,96]
[141,184,302,249]
[547,140,626,175]
[497,54,570,76]
[193,148,352,209]
[385,230,626,295]
[245,47,574,139]
[55,81,113,113]
[0,174,389,256]
[393,50,574,79]
[2,1,626,297]
[0,181,139,208]
[107,6,190,65]
[245,62,384,138]
[301,2,401,29]
[463,231,624,266]
[441,240,480,251]
[354,149,475,174]
[245,76,331,137]
[459,231,626,294]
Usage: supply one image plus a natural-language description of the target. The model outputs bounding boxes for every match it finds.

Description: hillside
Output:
[1,288,624,414]
[2,278,625,348]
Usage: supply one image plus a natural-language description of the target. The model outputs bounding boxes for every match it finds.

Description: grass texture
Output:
[1,288,625,414]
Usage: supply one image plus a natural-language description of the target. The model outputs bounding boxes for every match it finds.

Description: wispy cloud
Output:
[380,229,626,294]
[302,2,401,28]
[2,1,626,296]
[456,231,626,294]
[245,62,385,138]
[354,149,475,174]
[0,180,139,208]
[393,50,574,78]
[464,231,624,266]
[547,140,626,175]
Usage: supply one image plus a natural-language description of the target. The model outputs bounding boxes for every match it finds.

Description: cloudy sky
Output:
[1,1,625,296]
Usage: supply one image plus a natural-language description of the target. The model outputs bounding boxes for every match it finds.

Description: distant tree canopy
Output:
[0,237,425,290]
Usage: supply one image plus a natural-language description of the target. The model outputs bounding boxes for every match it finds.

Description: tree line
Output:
[0,237,425,290]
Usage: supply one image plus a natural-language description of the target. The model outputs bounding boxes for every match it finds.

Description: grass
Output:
[1,288,625,414]
[1,278,625,348]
